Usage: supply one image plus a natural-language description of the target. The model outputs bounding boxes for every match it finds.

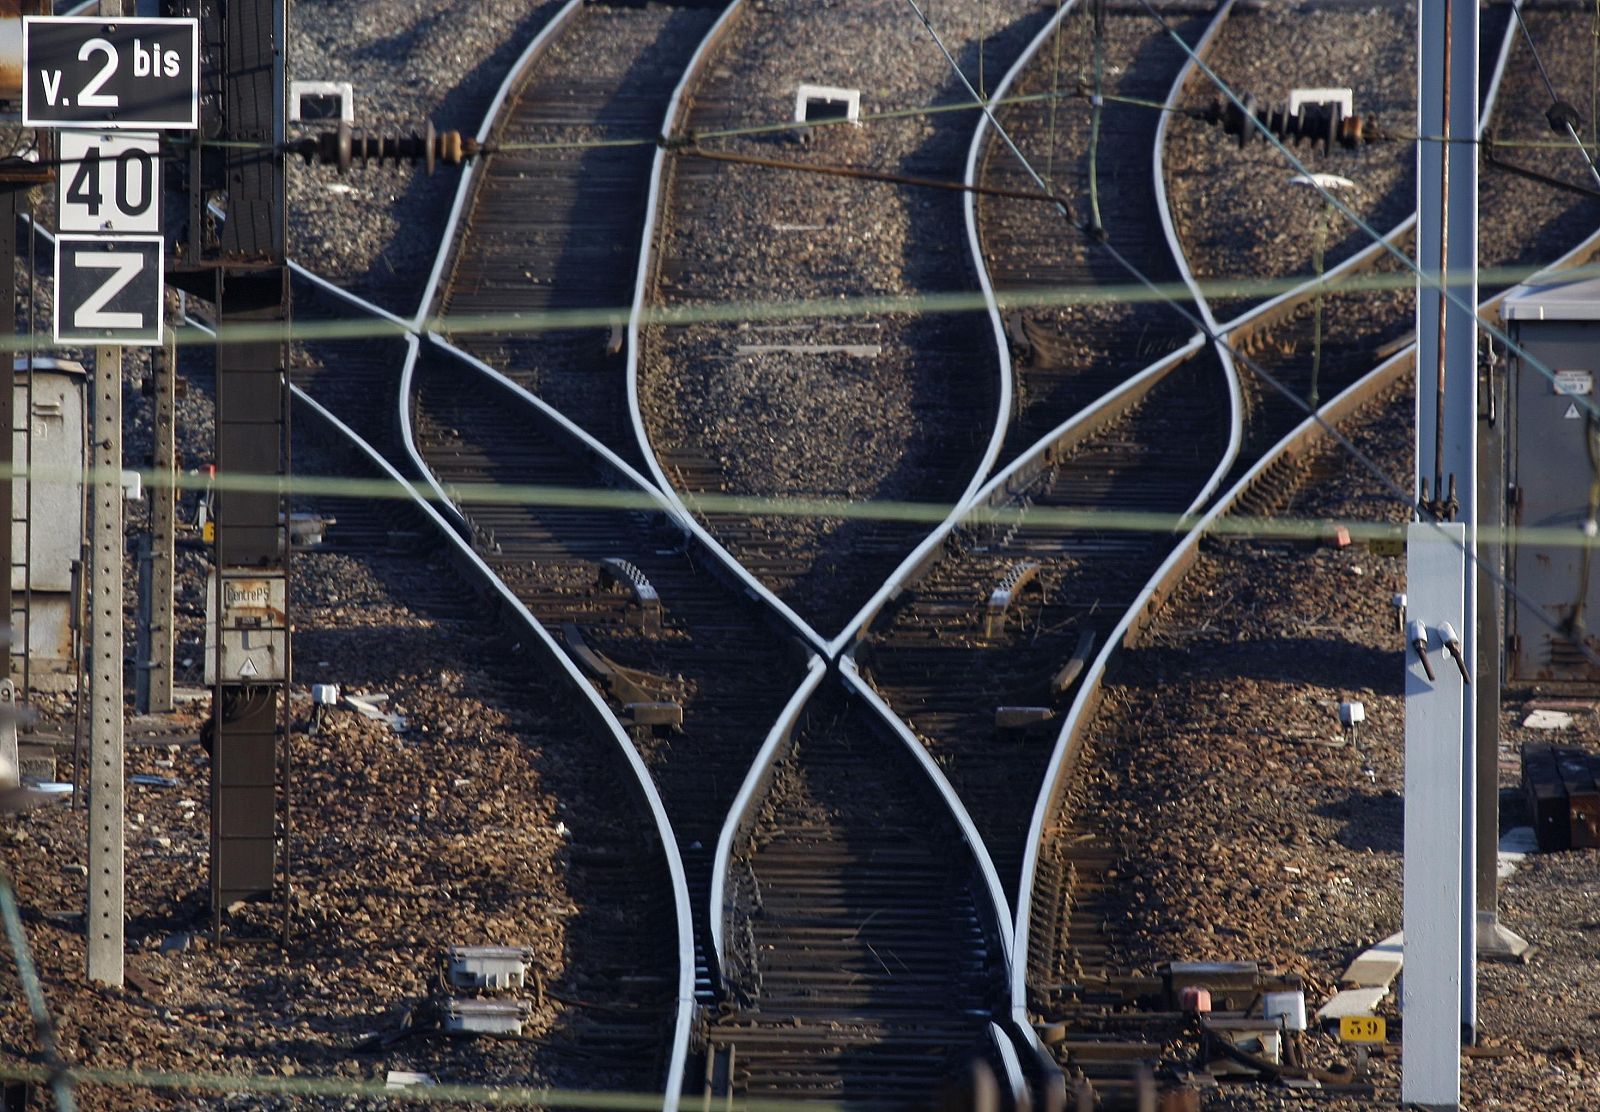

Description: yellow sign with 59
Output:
[1339,1015,1387,1043]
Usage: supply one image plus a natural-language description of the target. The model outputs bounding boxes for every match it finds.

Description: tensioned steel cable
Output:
[1512,0,1600,189]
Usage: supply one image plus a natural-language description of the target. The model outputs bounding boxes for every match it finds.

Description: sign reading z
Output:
[54,236,165,347]
[23,18,200,130]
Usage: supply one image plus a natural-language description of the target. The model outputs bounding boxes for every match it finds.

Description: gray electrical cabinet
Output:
[10,357,87,690]
[1504,277,1600,686]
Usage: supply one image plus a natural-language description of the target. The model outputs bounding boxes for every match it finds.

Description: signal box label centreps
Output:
[23,18,199,130]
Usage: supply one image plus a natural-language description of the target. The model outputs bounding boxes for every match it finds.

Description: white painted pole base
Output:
[1402,522,1467,1107]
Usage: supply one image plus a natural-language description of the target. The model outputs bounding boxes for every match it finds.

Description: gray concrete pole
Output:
[1408,0,1478,1099]
[86,342,124,988]
[86,0,127,991]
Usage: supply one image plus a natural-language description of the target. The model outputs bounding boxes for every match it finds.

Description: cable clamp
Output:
[1547,101,1583,136]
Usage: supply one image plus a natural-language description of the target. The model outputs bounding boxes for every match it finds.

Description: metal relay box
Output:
[446,945,533,991]
[204,570,288,684]
[442,999,530,1037]
[11,358,87,690]
[1504,276,1600,686]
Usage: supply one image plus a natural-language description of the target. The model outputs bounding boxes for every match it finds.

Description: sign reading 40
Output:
[59,132,160,234]
[23,17,199,130]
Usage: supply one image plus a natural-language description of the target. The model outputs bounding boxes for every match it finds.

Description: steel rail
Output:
[618,0,832,656]
[829,0,1238,663]
[956,0,1074,479]
[602,4,1039,1071]
[627,4,1023,657]
[626,0,741,495]
[175,302,698,1108]
[831,0,1510,1047]
[1151,0,1244,487]
[411,0,584,332]
[1008,214,1600,1019]
[283,379,697,1112]
[684,9,1053,1091]
[839,655,1016,969]
[988,1020,1029,1109]
[1009,3,1550,1027]
[706,654,826,968]
[404,0,829,658]
[287,264,469,539]
[281,25,831,660]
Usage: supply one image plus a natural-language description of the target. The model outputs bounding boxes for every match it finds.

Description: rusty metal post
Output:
[208,0,291,930]
[0,186,14,683]
[147,333,176,712]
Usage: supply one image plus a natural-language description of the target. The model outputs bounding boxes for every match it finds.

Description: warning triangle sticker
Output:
[1566,403,1582,419]
[238,657,259,678]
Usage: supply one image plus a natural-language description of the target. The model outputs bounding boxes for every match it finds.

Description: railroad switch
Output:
[286,121,482,175]
[1197,95,1384,153]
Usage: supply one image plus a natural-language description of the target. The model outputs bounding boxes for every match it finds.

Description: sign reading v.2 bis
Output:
[22,17,199,130]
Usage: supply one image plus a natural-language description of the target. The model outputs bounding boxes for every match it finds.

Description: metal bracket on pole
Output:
[87,343,124,988]
[1403,522,1467,1108]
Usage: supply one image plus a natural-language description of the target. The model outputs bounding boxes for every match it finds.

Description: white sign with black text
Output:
[53,234,165,347]
[58,131,161,234]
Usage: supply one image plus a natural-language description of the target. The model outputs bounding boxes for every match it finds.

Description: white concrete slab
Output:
[1343,931,1404,988]
[1317,986,1389,1020]
[1498,826,1538,879]
[1522,709,1574,730]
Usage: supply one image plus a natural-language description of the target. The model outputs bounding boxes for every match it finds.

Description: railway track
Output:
[633,1,1048,642]
[155,263,693,1093]
[427,0,725,472]
[852,0,1235,913]
[281,6,761,1104]
[831,0,1566,1103]
[408,347,815,1000]
[854,348,1230,910]
[286,1,1600,1108]
[705,680,1018,1108]
[975,3,1215,461]
[288,425,684,1094]
[993,4,1600,1103]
